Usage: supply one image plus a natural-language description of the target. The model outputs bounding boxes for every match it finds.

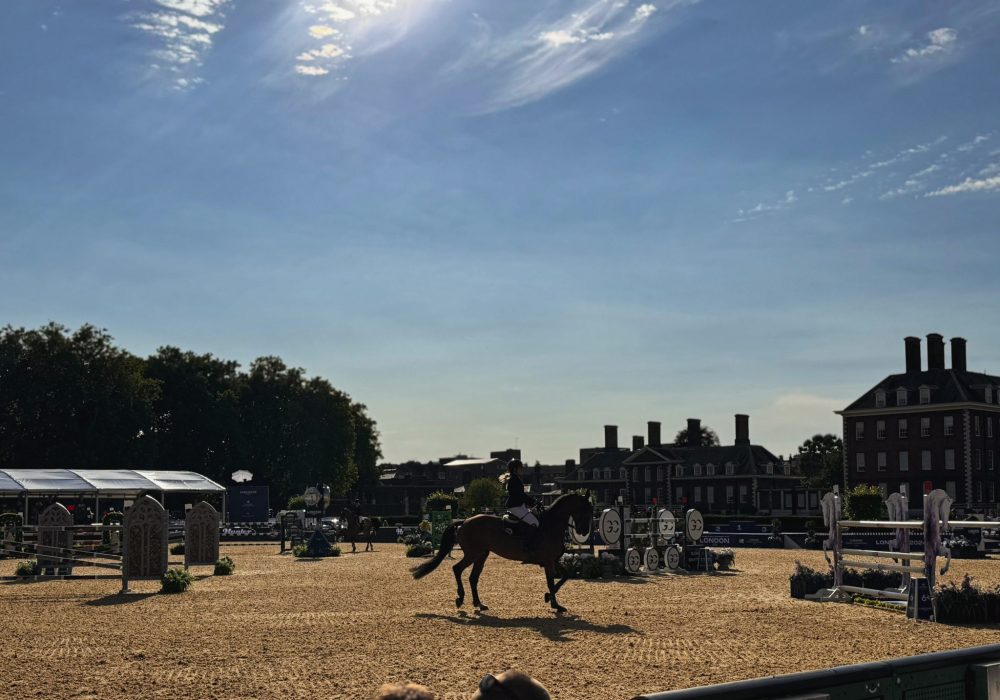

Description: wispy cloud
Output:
[454,0,695,112]
[733,190,796,222]
[891,27,957,63]
[926,174,1000,197]
[879,164,941,200]
[130,0,230,90]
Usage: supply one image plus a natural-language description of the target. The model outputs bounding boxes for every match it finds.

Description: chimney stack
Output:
[647,421,661,447]
[632,435,645,451]
[686,418,701,447]
[904,336,921,373]
[564,459,576,476]
[604,425,618,452]
[950,337,967,372]
[927,333,945,370]
[735,414,750,446]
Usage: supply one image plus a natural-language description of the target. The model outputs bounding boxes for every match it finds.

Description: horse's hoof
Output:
[475,604,488,612]
[544,593,551,603]
[455,597,464,608]
[553,606,567,614]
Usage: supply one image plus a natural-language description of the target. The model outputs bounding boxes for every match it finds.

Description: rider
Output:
[504,459,539,551]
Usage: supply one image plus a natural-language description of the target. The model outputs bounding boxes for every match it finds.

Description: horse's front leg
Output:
[543,564,566,613]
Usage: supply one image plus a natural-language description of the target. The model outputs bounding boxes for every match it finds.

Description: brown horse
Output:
[341,509,379,553]
[411,492,592,613]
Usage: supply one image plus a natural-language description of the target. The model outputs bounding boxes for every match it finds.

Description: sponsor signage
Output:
[228,484,270,523]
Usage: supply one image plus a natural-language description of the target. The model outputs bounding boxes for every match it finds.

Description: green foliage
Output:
[461,477,505,512]
[796,434,844,489]
[0,323,382,508]
[286,496,306,510]
[0,512,23,527]
[714,548,736,571]
[213,556,236,575]
[160,568,194,594]
[405,543,433,557]
[101,511,124,526]
[852,596,905,614]
[425,491,460,514]
[789,562,903,599]
[15,560,39,577]
[673,425,720,447]
[844,484,887,520]
[418,519,432,534]
[170,542,185,555]
[292,543,341,558]
[935,575,1000,624]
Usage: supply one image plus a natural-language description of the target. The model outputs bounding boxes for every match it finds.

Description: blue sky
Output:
[2,0,1000,465]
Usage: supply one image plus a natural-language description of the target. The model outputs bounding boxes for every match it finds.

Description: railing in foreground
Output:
[633,643,1000,700]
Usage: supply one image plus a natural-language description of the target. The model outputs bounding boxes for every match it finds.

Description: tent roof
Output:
[0,469,225,495]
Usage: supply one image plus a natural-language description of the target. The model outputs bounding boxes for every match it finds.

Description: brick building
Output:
[559,415,810,514]
[838,334,1000,510]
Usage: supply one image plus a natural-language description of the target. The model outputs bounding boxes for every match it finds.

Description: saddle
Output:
[502,512,537,537]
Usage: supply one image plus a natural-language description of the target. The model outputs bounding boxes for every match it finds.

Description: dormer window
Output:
[619,467,627,480]
[603,468,612,480]
[725,462,734,476]
[693,463,702,477]
[783,462,791,476]
[674,464,684,477]
[919,386,931,404]
[706,463,716,476]
[766,462,774,474]
[896,388,907,406]
[593,469,600,480]
[988,386,995,404]
[875,390,886,408]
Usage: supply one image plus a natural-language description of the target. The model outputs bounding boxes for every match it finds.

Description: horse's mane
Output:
[539,492,589,524]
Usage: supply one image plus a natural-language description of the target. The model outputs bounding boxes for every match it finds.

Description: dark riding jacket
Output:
[505,472,535,509]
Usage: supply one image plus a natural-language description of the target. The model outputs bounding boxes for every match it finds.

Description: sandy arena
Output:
[2,545,1000,700]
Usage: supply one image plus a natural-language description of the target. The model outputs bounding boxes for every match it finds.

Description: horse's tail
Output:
[411,524,457,580]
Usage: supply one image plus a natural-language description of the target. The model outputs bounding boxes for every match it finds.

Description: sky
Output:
[2,0,1000,466]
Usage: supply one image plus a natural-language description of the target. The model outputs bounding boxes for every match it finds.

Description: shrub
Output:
[293,543,341,558]
[286,495,306,510]
[714,548,736,571]
[461,478,505,513]
[160,568,194,594]
[418,519,433,534]
[406,542,433,557]
[844,484,887,520]
[789,561,833,599]
[15,560,39,577]
[852,595,905,614]
[214,556,236,575]
[1,512,23,527]
[425,491,460,514]
[935,575,1000,624]
[101,511,124,526]
[170,543,185,555]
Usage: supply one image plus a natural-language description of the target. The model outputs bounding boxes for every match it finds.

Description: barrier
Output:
[632,642,1000,700]
[596,504,709,575]
[811,487,1000,619]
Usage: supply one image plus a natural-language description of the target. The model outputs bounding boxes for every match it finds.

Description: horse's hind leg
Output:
[544,564,567,614]
[452,555,474,608]
[469,554,489,611]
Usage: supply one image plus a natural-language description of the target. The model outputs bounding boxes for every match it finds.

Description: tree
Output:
[425,490,460,514]
[673,425,720,447]
[844,484,886,520]
[796,434,844,489]
[461,478,505,513]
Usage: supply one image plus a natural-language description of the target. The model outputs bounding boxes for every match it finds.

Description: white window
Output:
[976,449,982,470]
[988,418,994,439]
[922,450,932,470]
[989,450,995,471]
[877,452,887,471]
[898,419,908,439]
[783,462,791,475]
[604,468,612,480]
[645,466,652,481]
[739,484,748,502]
[706,486,714,503]
[693,486,701,502]
[899,451,909,471]
[725,462,734,475]
[877,420,886,440]
[944,416,954,437]
[633,467,640,482]
[976,482,983,502]
[675,464,684,477]
[620,467,627,480]
[975,415,981,436]
[945,481,956,499]
[726,485,734,503]
[921,417,931,438]
[856,453,866,472]
[594,469,601,480]
[707,463,716,476]
[945,449,955,470]
[765,462,774,474]
[675,486,683,502]
[875,390,886,408]
[855,422,865,441]
[897,388,908,406]
[991,483,997,501]
[919,387,930,404]
[656,466,663,481]
[987,386,994,403]
[693,463,702,477]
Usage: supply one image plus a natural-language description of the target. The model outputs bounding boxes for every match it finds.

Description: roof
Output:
[623,443,788,478]
[0,469,225,495]
[443,458,501,468]
[842,368,1000,412]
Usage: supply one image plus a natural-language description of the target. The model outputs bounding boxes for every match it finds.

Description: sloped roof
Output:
[842,369,1000,412]
[624,443,785,478]
[0,469,225,495]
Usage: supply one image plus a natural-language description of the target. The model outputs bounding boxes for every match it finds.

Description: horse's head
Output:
[569,492,593,538]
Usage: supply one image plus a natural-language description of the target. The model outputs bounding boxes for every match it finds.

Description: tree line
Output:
[0,323,381,506]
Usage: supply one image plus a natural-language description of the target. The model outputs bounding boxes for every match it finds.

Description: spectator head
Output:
[473,671,550,700]
[372,682,435,700]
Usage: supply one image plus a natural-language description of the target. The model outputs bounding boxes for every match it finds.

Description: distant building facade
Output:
[839,334,1000,510]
